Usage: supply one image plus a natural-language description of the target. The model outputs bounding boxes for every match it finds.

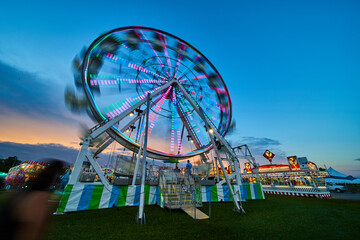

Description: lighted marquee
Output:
[257,164,291,173]
[307,161,318,171]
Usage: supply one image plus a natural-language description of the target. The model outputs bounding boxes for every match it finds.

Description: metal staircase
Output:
[159,170,208,219]
[159,170,199,208]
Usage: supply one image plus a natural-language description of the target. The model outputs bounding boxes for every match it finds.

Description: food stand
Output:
[242,156,330,198]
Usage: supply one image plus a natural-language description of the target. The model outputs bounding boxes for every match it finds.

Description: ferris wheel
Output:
[67,27,246,220]
[81,26,232,160]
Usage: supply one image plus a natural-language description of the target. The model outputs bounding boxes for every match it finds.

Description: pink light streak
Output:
[105,86,162,119]
[147,86,172,136]
[127,62,167,80]
[177,130,182,153]
[209,86,227,94]
[158,33,172,75]
[89,78,167,86]
[177,54,201,80]
[193,74,208,80]
[174,44,186,78]
[216,102,229,114]
[137,30,164,68]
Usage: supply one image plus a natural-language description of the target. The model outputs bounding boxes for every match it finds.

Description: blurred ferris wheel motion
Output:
[80,26,233,160]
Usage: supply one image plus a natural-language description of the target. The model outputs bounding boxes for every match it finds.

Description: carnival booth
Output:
[243,155,330,198]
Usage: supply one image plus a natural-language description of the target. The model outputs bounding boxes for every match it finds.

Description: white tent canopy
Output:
[325,167,359,184]
[326,167,350,178]
[325,178,360,184]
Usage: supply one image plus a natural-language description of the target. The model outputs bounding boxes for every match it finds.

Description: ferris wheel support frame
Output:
[175,81,245,213]
[137,94,151,224]
[234,144,261,183]
[68,78,243,218]
[68,80,174,186]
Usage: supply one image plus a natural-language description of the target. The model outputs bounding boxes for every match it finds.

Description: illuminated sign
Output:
[245,163,252,173]
[307,161,318,171]
[257,164,290,173]
[287,156,301,171]
[263,150,275,162]
[286,172,306,176]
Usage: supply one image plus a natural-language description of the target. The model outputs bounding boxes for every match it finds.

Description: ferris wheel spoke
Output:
[176,103,202,149]
[147,86,173,136]
[135,30,164,68]
[192,74,209,81]
[169,90,183,153]
[158,33,172,76]
[180,82,203,95]
[127,62,167,80]
[173,44,186,78]
[103,85,166,119]
[89,77,167,86]
[177,55,201,80]
[120,93,164,133]
[92,49,168,82]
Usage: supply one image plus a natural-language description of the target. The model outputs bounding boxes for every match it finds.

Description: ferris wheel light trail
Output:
[137,30,164,68]
[193,74,208,80]
[105,86,164,119]
[170,90,176,152]
[177,55,201,80]
[173,44,186,78]
[90,78,166,85]
[83,26,232,159]
[147,86,172,136]
[209,86,227,95]
[158,33,172,75]
[120,94,164,133]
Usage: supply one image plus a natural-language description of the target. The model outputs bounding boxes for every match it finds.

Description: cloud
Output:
[354,158,360,161]
[0,141,113,167]
[228,136,287,164]
[240,137,281,147]
[0,60,68,121]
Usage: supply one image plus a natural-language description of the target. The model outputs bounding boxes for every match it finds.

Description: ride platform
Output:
[181,206,209,220]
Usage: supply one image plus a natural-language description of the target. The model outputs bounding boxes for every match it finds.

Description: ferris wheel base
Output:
[55,182,264,214]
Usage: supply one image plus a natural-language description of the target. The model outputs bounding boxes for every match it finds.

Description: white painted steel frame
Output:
[176,81,244,213]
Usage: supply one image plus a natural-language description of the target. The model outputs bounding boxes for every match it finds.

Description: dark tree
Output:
[0,156,22,172]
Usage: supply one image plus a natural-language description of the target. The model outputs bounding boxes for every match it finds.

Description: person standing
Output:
[185,160,192,177]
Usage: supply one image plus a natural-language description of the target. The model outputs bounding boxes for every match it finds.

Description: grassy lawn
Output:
[46,195,360,240]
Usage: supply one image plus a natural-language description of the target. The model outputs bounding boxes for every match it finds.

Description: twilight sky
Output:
[0,0,359,176]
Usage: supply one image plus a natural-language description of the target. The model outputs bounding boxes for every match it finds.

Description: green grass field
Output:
[47,195,360,240]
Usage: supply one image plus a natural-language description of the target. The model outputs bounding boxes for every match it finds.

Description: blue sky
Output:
[0,0,359,176]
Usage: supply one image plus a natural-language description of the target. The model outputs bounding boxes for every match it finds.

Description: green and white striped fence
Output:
[57,183,264,213]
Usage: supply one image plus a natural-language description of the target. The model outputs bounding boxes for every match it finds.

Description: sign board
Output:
[307,161,318,171]
[287,156,301,171]
[263,149,275,163]
[245,162,252,173]
[285,171,306,176]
